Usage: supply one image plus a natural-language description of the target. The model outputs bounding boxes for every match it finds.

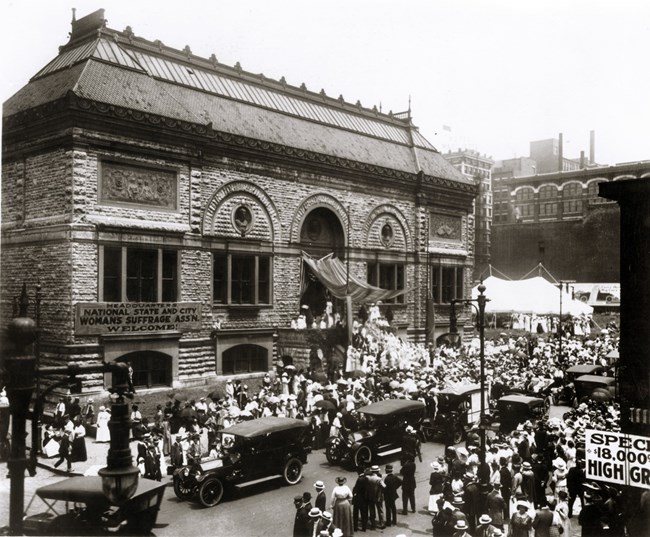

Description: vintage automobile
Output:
[23,476,166,535]
[496,394,547,433]
[421,384,488,444]
[173,417,310,507]
[574,374,616,404]
[565,364,606,383]
[325,399,425,467]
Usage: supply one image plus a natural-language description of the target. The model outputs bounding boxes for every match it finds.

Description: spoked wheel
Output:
[325,440,342,465]
[173,477,195,501]
[283,457,303,485]
[354,445,372,468]
[198,478,224,507]
[452,427,464,445]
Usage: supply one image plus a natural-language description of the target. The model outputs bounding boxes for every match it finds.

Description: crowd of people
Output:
[35,309,632,535]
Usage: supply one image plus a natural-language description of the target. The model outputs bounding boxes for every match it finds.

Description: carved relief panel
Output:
[99,160,178,210]
[429,213,462,242]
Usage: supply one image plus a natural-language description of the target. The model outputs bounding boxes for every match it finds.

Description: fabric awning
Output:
[302,253,409,304]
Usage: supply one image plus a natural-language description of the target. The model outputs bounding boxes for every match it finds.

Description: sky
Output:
[1,0,649,165]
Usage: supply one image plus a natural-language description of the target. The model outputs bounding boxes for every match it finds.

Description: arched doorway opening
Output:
[117,351,172,389]
[300,208,345,317]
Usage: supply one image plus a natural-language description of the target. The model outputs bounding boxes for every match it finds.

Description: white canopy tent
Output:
[471,276,593,316]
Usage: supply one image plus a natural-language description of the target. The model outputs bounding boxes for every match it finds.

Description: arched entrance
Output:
[117,351,172,389]
[300,208,345,317]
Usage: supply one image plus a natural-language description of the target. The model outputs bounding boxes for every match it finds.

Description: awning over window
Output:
[302,253,409,304]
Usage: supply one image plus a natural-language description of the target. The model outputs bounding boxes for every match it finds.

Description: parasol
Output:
[389,380,401,389]
[348,370,366,378]
[179,407,197,420]
[311,372,328,383]
[208,387,225,400]
[313,399,336,410]
[284,364,296,371]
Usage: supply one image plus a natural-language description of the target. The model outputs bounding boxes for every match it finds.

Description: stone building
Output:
[1,10,476,396]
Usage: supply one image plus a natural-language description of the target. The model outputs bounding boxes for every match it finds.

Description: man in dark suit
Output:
[400,456,417,515]
[462,472,480,534]
[314,480,327,512]
[294,495,312,537]
[499,457,512,508]
[366,465,385,529]
[532,504,553,536]
[353,468,369,532]
[383,464,402,527]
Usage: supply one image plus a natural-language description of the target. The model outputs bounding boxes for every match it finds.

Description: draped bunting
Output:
[302,253,409,304]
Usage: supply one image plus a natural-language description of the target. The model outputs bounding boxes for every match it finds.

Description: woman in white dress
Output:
[95,406,111,443]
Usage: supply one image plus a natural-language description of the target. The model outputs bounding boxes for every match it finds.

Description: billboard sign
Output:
[75,302,202,335]
[573,283,620,307]
[585,429,650,489]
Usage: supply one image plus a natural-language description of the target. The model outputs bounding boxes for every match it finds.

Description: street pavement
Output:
[2,410,584,536]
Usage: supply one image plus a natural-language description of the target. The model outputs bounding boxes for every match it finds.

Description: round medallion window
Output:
[233,205,254,236]
[380,222,394,247]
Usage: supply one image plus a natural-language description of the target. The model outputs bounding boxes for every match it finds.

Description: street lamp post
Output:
[557,280,576,364]
[2,284,139,535]
[448,281,489,485]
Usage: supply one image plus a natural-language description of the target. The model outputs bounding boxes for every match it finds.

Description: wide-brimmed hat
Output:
[321,511,332,521]
[336,476,347,485]
[371,465,380,473]
[430,461,442,471]
[452,495,465,505]
[314,480,325,490]
[516,500,529,510]
[454,520,469,531]
[522,461,532,470]
[492,529,503,536]
[308,508,322,518]
[479,514,492,524]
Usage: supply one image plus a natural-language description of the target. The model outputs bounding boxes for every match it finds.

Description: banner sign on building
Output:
[585,429,650,490]
[573,283,620,307]
[75,302,202,335]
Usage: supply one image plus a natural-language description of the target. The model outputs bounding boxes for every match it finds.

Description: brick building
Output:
[491,163,650,282]
[1,10,477,396]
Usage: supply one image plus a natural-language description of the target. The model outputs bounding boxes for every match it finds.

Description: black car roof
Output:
[222,417,308,438]
[566,364,603,374]
[575,375,615,385]
[357,399,424,416]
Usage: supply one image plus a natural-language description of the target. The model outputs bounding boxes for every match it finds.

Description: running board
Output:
[234,474,283,488]
[377,447,401,457]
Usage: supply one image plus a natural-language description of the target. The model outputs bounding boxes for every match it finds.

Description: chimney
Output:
[558,133,563,172]
[580,150,585,169]
[590,130,595,164]
[68,8,106,45]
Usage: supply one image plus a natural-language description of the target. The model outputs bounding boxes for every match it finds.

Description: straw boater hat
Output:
[516,500,529,510]
[314,481,325,490]
[479,514,492,524]
[522,461,532,470]
[371,465,380,473]
[321,511,333,521]
[308,508,322,518]
[454,520,469,531]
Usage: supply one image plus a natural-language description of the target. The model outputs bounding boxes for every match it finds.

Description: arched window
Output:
[223,344,268,375]
[562,182,583,215]
[514,187,535,220]
[117,351,172,388]
[538,185,559,218]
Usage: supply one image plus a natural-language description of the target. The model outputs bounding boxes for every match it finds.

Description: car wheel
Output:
[325,439,342,464]
[424,427,435,442]
[173,477,195,501]
[198,478,224,507]
[283,457,303,485]
[452,427,464,445]
[354,445,372,468]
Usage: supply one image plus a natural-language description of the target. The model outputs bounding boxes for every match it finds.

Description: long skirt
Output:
[332,499,354,537]
[71,436,87,462]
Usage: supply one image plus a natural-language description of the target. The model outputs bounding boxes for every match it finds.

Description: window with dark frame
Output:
[118,352,172,388]
[102,247,178,303]
[222,344,267,374]
[431,265,464,304]
[367,262,405,304]
[213,253,272,305]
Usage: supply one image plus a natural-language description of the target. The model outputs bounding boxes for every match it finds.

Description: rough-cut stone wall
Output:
[2,125,475,392]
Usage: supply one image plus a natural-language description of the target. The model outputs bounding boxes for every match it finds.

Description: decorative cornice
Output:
[4,93,477,195]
